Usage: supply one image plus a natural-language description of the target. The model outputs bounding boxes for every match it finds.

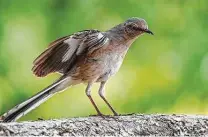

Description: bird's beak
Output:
[145,29,154,35]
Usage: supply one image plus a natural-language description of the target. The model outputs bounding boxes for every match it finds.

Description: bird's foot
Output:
[89,112,119,118]
[37,118,44,121]
[89,112,105,117]
[113,112,119,116]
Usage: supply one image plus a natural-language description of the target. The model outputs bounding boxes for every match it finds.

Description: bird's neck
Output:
[105,27,138,47]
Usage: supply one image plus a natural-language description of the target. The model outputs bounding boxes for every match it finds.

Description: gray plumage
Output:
[1,17,153,122]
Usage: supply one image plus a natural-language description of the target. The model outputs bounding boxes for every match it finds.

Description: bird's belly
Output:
[96,53,124,82]
[69,53,125,83]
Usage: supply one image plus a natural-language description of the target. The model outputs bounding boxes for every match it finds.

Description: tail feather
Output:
[1,76,70,122]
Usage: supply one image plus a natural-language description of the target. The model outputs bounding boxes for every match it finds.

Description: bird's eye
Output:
[128,24,137,30]
[124,23,139,35]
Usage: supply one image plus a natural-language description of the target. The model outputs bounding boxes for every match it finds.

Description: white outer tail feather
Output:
[2,76,72,122]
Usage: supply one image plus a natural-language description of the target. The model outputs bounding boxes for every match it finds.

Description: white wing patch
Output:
[62,37,80,62]
[76,32,108,55]
[103,37,109,45]
[61,32,108,62]
[98,33,109,45]
[97,33,104,39]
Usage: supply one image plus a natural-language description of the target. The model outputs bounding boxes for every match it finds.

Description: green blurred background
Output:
[0,0,207,121]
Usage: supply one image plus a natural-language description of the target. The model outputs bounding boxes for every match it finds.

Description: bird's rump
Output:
[32,30,109,77]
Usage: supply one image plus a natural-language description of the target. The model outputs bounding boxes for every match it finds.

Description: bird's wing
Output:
[32,30,109,77]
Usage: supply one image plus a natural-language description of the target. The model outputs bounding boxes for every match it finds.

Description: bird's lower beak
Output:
[145,29,154,35]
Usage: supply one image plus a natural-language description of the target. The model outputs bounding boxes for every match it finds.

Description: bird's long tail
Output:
[0,76,70,122]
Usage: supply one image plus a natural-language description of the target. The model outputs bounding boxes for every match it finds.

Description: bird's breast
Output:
[95,48,128,82]
[71,43,129,82]
[103,53,124,74]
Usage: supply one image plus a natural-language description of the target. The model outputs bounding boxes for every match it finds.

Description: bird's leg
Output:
[98,81,118,116]
[85,82,103,116]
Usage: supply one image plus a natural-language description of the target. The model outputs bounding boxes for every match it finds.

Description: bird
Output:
[0,17,153,122]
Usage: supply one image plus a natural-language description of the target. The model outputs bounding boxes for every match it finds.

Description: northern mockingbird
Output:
[1,17,153,122]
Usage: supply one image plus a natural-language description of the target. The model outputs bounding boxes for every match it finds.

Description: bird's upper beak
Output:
[145,29,154,35]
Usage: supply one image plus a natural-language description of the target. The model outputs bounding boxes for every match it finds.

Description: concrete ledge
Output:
[0,114,208,136]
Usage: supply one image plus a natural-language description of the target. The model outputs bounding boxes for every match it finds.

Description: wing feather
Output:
[32,30,109,77]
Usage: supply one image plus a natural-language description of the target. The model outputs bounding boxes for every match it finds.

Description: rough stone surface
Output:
[0,114,208,136]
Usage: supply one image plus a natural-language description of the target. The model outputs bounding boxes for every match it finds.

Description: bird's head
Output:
[123,17,153,38]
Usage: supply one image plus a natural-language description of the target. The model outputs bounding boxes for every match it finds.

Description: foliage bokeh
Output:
[0,0,207,121]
